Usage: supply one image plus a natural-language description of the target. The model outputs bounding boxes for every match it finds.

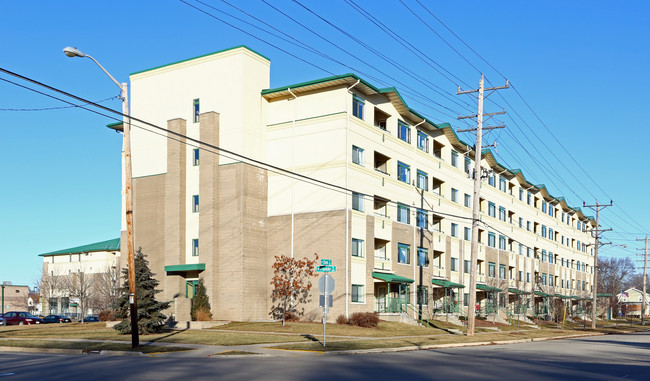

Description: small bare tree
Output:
[270,253,318,325]
[64,270,95,322]
[93,266,121,312]
[40,269,66,315]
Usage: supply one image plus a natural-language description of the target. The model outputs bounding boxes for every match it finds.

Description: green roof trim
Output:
[476,284,503,292]
[508,288,530,295]
[554,293,570,299]
[431,279,465,288]
[131,45,270,76]
[372,272,414,283]
[164,263,206,272]
[534,291,551,297]
[597,293,612,297]
[262,73,377,95]
[38,238,120,257]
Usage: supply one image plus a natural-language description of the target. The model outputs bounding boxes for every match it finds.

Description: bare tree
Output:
[598,257,635,317]
[40,269,67,315]
[92,266,121,312]
[63,270,95,322]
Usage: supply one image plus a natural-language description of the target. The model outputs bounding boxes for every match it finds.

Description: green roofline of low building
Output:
[38,238,120,257]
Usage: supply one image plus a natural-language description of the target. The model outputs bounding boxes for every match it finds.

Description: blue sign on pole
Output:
[317,265,337,273]
[321,259,332,266]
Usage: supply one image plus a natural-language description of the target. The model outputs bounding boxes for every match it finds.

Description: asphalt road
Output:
[1,332,649,380]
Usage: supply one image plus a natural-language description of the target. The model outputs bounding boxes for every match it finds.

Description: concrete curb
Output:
[98,350,148,357]
[0,346,81,355]
[320,332,607,356]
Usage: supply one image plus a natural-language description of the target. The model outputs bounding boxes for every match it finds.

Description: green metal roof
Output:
[597,293,612,297]
[431,279,465,288]
[534,291,551,297]
[38,238,120,257]
[131,45,270,76]
[372,272,414,283]
[164,263,206,273]
[508,288,530,295]
[476,284,503,292]
[554,293,570,299]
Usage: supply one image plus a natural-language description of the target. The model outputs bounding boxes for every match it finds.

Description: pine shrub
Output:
[348,312,379,328]
[191,278,212,321]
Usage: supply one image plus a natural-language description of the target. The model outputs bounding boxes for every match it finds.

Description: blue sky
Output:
[1,0,648,287]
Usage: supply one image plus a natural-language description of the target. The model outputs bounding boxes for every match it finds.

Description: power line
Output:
[0,95,118,111]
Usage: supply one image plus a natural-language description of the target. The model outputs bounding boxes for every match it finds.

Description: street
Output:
[0,332,649,380]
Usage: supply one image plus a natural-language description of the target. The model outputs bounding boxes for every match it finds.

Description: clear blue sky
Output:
[1,1,648,287]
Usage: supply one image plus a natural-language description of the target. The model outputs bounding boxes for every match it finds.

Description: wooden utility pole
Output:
[636,235,648,325]
[583,201,613,330]
[457,74,508,335]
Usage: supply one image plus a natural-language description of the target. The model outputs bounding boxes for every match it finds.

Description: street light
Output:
[63,47,139,348]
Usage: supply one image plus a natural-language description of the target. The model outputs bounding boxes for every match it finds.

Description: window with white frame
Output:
[416,170,428,190]
[193,98,200,123]
[451,188,458,203]
[351,284,364,303]
[192,239,199,256]
[193,148,200,166]
[398,243,410,264]
[417,131,428,152]
[451,223,458,237]
[398,120,411,143]
[352,95,364,119]
[192,195,199,213]
[352,192,364,212]
[416,209,427,229]
[397,162,410,183]
[464,193,471,207]
[397,204,410,224]
[352,238,364,257]
[352,146,364,166]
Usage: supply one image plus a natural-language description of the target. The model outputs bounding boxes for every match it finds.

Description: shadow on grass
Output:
[301,334,321,344]
[143,328,189,345]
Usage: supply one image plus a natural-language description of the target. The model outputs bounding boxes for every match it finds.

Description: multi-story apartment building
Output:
[123,46,595,322]
[39,238,121,318]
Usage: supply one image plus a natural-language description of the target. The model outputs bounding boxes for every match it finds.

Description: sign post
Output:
[318,270,335,347]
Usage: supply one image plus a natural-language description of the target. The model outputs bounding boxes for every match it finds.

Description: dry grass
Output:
[0,339,190,353]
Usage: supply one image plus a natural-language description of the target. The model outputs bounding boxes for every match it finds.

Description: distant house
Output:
[617,288,649,318]
[39,238,121,319]
[1,282,29,313]
[28,292,41,316]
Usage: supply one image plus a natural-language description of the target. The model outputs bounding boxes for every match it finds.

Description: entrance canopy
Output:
[508,287,530,295]
[431,279,465,288]
[477,284,503,292]
[372,272,414,283]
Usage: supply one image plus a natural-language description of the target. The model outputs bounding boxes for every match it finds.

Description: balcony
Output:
[432,265,445,279]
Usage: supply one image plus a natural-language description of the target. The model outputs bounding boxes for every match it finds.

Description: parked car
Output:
[43,315,72,324]
[0,314,6,326]
[3,311,43,325]
[83,316,100,323]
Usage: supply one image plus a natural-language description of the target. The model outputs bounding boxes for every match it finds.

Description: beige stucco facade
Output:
[126,46,596,322]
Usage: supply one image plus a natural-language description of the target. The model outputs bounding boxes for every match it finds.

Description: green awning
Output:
[165,263,206,273]
[431,279,465,288]
[372,272,414,283]
[508,288,529,295]
[570,295,582,300]
[69,303,78,307]
[554,294,570,299]
[534,291,551,297]
[597,293,612,297]
[476,284,503,292]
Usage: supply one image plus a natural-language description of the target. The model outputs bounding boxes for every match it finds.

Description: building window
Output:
[499,206,506,221]
[542,202,547,213]
[541,225,547,238]
[542,273,547,286]
[451,151,458,167]
[398,204,410,224]
[549,274,554,287]
[352,146,364,166]
[488,202,496,217]
[193,98,200,123]
[352,95,364,119]
[351,284,364,303]
[417,248,428,267]
[451,257,458,272]
[416,170,428,190]
[518,271,523,281]
[549,252,554,264]
[398,243,410,264]
[488,233,496,247]
[397,161,410,183]
[451,223,458,238]
[526,221,531,231]
[527,192,532,205]
[488,174,495,187]
[193,149,200,166]
[562,212,565,222]
[451,188,458,203]
[464,193,471,208]
[464,157,471,174]
[352,238,364,257]
[499,235,506,250]
[549,228,554,241]
[417,286,428,305]
[417,131,428,152]
[398,120,411,143]
[519,217,523,228]
[527,247,531,258]
[192,195,199,213]
[499,177,507,192]
[464,227,471,241]
[464,260,471,274]
[192,239,199,256]
[526,272,531,283]
[499,264,506,279]
[416,209,427,229]
[488,262,496,278]
[519,188,524,201]
[352,192,364,212]
[541,250,547,262]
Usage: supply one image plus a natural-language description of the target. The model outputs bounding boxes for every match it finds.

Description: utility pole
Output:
[583,201,613,330]
[457,74,509,335]
[636,235,648,325]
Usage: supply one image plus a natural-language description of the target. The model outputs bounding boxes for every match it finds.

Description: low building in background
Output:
[38,238,121,319]
[617,288,649,318]
[1,282,29,314]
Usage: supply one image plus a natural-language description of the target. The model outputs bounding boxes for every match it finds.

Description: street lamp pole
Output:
[63,47,139,348]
